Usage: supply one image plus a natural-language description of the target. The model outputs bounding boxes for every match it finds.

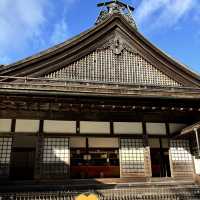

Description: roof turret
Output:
[96,0,137,29]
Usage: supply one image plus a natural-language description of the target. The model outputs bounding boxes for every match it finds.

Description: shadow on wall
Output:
[40,137,70,180]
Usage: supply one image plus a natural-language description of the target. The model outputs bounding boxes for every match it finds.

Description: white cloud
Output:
[135,0,197,29]
[0,0,48,50]
[49,0,77,45]
[50,19,69,45]
[0,0,76,64]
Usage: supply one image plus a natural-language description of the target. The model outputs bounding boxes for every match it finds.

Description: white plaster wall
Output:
[146,123,166,135]
[80,121,110,134]
[15,119,39,133]
[0,119,12,132]
[44,120,76,133]
[114,122,142,134]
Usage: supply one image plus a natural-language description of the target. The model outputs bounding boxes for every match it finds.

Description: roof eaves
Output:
[2,26,98,72]
[181,121,200,135]
[134,29,200,82]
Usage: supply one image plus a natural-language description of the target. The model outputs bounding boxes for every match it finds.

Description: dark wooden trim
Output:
[76,121,80,134]
[11,119,16,133]
[165,123,170,147]
[142,122,148,146]
[110,122,114,135]
[166,123,170,136]
[39,120,44,134]
[86,137,89,153]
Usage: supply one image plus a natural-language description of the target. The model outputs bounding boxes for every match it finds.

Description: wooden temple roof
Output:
[0,3,200,95]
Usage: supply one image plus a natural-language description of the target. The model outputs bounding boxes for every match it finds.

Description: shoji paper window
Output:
[120,138,145,177]
[170,140,192,163]
[80,121,110,134]
[44,121,76,134]
[114,122,142,134]
[0,137,12,177]
[41,137,70,177]
[15,119,39,133]
[146,123,166,135]
[0,119,11,132]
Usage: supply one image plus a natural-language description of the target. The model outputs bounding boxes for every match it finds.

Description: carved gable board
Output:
[45,45,181,86]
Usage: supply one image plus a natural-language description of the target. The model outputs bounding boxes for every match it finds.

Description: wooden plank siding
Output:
[170,140,194,180]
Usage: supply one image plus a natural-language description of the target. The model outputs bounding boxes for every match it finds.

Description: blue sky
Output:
[0,0,200,73]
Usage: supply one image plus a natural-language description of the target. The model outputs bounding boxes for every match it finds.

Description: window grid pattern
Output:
[45,49,181,87]
[41,137,70,177]
[120,138,145,175]
[170,140,193,173]
[0,137,12,177]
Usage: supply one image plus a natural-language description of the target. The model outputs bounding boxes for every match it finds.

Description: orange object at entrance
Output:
[70,165,120,179]
[70,148,120,179]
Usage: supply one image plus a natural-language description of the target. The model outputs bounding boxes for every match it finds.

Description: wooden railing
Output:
[1,186,200,200]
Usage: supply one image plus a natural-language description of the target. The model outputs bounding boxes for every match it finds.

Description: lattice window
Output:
[45,48,181,86]
[40,137,70,177]
[170,140,193,174]
[0,137,12,177]
[170,140,192,162]
[120,138,145,176]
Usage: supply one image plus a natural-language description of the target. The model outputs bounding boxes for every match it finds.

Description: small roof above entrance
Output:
[180,121,200,136]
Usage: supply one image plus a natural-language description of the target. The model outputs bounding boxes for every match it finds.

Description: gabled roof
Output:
[0,13,200,87]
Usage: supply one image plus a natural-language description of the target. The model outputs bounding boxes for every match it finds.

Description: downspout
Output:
[194,128,200,157]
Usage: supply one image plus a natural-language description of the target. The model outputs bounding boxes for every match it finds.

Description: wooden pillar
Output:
[76,121,80,134]
[166,123,174,177]
[110,121,114,136]
[34,120,44,180]
[142,122,152,178]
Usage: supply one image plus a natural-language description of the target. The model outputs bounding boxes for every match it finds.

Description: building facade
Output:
[0,1,200,183]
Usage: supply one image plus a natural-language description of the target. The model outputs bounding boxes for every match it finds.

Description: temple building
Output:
[0,0,200,185]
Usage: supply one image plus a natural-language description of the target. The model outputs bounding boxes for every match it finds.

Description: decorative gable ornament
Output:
[96,0,137,29]
[98,35,138,55]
